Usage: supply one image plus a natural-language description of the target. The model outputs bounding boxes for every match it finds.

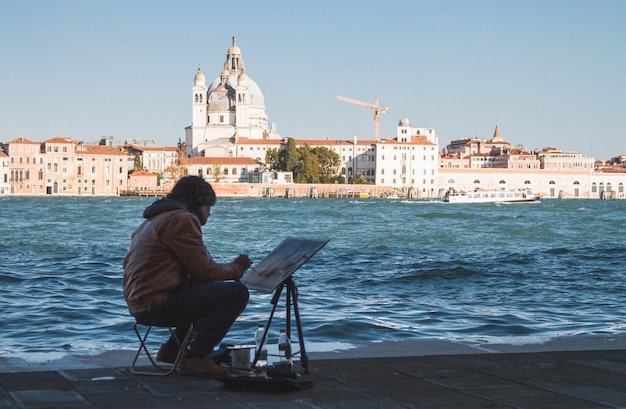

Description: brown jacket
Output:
[123,201,242,314]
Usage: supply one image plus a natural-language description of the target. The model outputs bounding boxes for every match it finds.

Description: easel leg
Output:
[287,278,310,373]
[252,284,283,367]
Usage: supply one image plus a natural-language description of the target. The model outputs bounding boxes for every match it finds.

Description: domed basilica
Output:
[185,37,281,158]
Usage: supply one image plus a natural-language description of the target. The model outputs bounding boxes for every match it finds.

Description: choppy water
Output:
[1,196,625,357]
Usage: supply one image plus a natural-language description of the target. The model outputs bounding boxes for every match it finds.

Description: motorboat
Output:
[443,188,540,203]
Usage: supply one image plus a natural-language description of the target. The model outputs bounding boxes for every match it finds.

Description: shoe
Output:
[156,340,179,364]
[179,355,228,377]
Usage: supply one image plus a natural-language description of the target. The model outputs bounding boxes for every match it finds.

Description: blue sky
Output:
[1,0,624,160]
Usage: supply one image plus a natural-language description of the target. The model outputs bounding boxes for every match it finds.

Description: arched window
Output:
[447,179,455,183]
[549,180,556,184]
[473,179,481,184]
[573,181,580,185]
[223,168,228,175]
[499,180,506,184]
[524,180,531,184]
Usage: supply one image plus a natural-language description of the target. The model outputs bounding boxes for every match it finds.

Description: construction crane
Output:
[336,95,388,141]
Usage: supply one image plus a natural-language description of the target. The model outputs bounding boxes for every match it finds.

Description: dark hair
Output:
[167,176,216,215]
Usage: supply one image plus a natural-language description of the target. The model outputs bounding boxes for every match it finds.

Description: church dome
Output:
[207,84,235,112]
[208,71,264,107]
[399,118,410,127]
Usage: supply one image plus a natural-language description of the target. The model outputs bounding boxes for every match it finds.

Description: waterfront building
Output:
[537,147,595,171]
[439,168,591,198]
[443,125,512,158]
[185,37,282,159]
[187,156,261,183]
[125,145,179,175]
[375,119,439,196]
[44,137,81,195]
[589,170,626,199]
[4,137,46,195]
[500,149,542,170]
[127,169,158,192]
[73,144,128,195]
[1,137,129,196]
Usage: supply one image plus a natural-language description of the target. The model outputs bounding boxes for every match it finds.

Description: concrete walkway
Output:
[2,342,626,408]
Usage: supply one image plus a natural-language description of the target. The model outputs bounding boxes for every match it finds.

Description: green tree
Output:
[352,172,371,184]
[264,141,343,183]
[294,146,320,183]
[284,138,299,172]
[133,153,143,171]
[265,148,282,171]
[312,147,341,183]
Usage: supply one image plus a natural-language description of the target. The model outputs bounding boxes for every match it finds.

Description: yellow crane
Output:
[336,95,388,141]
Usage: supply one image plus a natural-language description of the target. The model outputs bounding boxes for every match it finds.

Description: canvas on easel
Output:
[241,237,329,293]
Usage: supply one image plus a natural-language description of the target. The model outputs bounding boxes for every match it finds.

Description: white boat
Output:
[443,188,540,203]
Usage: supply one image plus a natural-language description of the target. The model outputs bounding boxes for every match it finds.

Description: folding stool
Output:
[130,322,194,376]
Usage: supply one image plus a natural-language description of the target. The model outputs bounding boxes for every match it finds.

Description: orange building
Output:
[127,169,158,192]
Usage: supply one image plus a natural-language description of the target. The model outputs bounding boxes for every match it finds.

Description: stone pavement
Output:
[2,347,626,408]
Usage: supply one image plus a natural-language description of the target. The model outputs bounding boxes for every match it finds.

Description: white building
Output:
[375,119,439,196]
[185,37,281,158]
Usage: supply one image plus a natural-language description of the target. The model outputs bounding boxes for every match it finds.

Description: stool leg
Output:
[169,324,194,371]
[130,323,193,376]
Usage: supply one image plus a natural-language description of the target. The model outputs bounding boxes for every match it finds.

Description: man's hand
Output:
[233,254,253,275]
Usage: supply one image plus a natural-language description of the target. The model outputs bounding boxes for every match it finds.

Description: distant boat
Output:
[443,188,540,204]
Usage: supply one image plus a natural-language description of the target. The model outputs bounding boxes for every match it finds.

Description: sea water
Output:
[1,196,625,357]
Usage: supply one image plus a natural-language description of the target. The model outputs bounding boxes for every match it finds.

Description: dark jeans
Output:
[134,281,249,357]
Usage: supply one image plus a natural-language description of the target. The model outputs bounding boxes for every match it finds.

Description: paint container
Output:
[228,345,253,369]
